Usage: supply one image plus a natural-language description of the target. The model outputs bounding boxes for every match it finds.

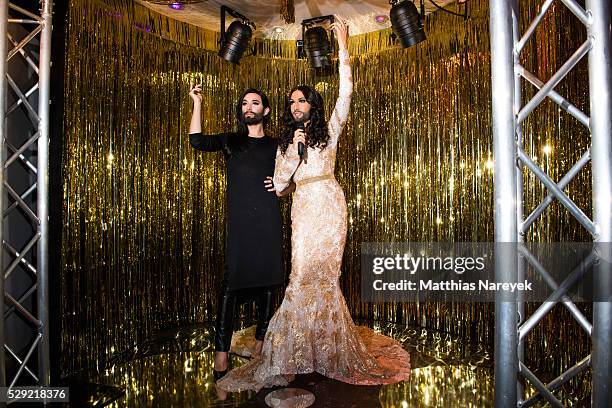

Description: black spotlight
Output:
[390,0,426,48]
[300,15,335,69]
[218,6,255,64]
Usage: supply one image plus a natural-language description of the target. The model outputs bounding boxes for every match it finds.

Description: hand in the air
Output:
[189,83,203,104]
[330,15,349,51]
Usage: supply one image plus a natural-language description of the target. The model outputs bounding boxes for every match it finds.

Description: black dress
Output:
[190,132,283,290]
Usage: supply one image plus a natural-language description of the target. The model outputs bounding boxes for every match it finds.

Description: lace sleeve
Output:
[272,145,300,191]
[328,49,353,147]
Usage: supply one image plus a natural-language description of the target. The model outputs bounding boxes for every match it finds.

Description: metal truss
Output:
[0,0,53,394]
[490,0,611,406]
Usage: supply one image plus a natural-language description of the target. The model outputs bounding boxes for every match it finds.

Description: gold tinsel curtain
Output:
[61,0,592,381]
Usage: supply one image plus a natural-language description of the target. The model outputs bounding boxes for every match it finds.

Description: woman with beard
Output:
[188,87,285,379]
[217,17,410,392]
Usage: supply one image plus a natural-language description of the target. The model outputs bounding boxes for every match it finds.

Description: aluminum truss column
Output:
[37,0,52,387]
[2,0,53,392]
[586,0,612,406]
[0,0,8,389]
[490,0,518,406]
[511,0,526,402]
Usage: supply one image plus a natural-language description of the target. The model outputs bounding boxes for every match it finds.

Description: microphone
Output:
[296,122,305,158]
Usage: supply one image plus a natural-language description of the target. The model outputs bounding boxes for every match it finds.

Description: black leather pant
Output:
[215,282,276,352]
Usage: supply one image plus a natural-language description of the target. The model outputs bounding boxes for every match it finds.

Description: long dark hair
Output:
[235,88,270,137]
[279,85,329,154]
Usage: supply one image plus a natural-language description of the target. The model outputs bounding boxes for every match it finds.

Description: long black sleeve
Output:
[189,132,229,152]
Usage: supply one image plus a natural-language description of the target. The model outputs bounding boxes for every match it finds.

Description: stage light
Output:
[220,21,252,63]
[300,15,335,69]
[168,3,183,10]
[218,6,256,64]
[304,27,332,68]
[389,0,426,49]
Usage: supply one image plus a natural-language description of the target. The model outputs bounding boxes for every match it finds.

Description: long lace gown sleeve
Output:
[328,49,353,147]
[272,142,300,191]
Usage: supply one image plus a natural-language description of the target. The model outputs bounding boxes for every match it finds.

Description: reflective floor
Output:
[63,322,589,407]
[64,322,495,407]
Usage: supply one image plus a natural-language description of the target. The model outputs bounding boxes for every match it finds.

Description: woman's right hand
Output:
[292,128,306,148]
[189,83,203,104]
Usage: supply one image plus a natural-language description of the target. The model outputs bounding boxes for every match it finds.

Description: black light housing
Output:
[218,6,256,64]
[390,0,426,48]
[300,15,335,69]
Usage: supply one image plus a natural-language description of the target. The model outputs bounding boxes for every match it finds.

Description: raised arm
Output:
[188,83,228,152]
[328,17,352,147]
[189,83,203,134]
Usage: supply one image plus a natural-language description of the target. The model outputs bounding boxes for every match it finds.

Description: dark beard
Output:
[293,110,311,123]
[243,112,264,125]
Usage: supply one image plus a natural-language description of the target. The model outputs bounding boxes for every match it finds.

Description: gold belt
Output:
[295,174,335,187]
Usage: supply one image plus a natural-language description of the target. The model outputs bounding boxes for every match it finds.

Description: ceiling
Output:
[137,0,457,39]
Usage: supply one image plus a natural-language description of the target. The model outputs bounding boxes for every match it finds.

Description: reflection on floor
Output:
[65,322,498,407]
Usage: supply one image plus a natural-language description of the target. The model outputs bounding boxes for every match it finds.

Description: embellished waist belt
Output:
[295,174,335,187]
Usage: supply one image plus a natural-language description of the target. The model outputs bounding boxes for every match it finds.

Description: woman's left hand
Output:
[331,15,349,50]
[264,176,276,192]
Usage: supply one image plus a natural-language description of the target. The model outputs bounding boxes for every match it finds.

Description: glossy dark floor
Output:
[64,322,497,407]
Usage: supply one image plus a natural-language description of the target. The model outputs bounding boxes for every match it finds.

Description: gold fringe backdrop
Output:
[61,0,592,384]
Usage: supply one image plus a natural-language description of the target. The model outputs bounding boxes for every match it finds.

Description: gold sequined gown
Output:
[217,50,411,392]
